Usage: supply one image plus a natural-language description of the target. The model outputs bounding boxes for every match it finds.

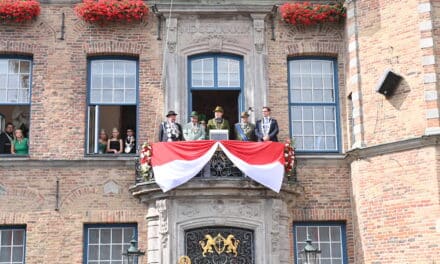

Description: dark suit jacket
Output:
[255,118,279,142]
[159,122,184,142]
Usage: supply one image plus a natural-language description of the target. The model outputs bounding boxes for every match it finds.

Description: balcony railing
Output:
[134,149,297,185]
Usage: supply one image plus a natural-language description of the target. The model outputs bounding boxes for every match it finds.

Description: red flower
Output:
[0,0,40,23]
[75,0,149,24]
[280,1,346,26]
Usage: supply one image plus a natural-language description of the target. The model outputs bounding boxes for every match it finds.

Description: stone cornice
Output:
[153,3,277,16]
[130,178,303,204]
[345,134,440,162]
[0,157,135,168]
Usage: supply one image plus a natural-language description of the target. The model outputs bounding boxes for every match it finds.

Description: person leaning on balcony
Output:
[107,128,123,154]
[159,110,184,142]
[11,128,28,155]
[255,106,279,142]
[234,111,256,141]
[207,106,230,135]
[183,111,206,141]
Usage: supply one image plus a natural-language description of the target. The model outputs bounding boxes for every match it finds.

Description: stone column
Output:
[164,16,185,120]
[251,14,268,119]
[145,200,171,264]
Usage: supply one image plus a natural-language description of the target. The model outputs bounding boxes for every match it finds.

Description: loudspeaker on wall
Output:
[375,69,403,97]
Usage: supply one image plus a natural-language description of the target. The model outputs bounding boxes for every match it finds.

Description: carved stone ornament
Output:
[167,18,178,53]
[252,17,265,53]
[156,199,169,247]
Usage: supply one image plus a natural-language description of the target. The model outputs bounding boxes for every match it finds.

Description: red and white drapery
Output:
[152,140,285,193]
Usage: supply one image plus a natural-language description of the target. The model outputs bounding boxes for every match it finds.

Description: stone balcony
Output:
[129,149,302,264]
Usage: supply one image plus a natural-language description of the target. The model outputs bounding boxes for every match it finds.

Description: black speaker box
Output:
[375,69,403,97]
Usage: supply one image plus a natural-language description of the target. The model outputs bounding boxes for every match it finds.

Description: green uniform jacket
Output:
[234,122,256,141]
[207,118,230,139]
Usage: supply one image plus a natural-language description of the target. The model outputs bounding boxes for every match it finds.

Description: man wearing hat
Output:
[159,110,184,142]
[207,106,230,137]
[183,111,206,141]
[234,111,256,141]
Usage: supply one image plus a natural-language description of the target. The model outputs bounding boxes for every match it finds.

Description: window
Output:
[189,54,242,89]
[87,58,138,155]
[293,222,347,264]
[0,226,26,264]
[288,58,340,152]
[84,224,137,264]
[0,57,32,155]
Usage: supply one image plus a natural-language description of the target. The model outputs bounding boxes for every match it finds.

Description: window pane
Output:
[0,61,7,73]
[8,74,19,89]
[111,245,122,259]
[325,107,335,121]
[89,228,99,244]
[326,136,336,149]
[101,229,111,244]
[319,227,330,241]
[311,61,322,74]
[0,246,11,261]
[331,227,341,241]
[12,246,23,262]
[89,245,99,260]
[100,245,111,260]
[321,243,331,258]
[8,60,19,73]
[123,228,134,243]
[19,61,30,73]
[303,107,313,120]
[296,227,307,242]
[102,61,113,74]
[292,122,302,135]
[114,63,124,74]
[1,231,12,246]
[304,136,314,150]
[332,243,342,258]
[303,121,313,135]
[191,60,202,72]
[12,230,24,245]
[112,229,122,242]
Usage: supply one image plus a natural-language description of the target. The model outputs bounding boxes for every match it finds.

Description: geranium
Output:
[139,140,153,180]
[0,0,41,23]
[284,138,296,178]
[280,1,346,26]
[75,0,148,24]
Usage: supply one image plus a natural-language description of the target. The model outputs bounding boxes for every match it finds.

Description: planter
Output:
[280,1,346,26]
[0,0,41,23]
[75,0,148,24]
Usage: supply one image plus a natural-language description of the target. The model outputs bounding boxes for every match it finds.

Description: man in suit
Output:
[207,106,230,138]
[183,111,206,141]
[234,111,256,141]
[159,110,184,142]
[255,106,279,142]
[0,122,14,154]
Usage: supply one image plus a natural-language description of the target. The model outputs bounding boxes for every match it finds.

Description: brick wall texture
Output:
[0,0,439,264]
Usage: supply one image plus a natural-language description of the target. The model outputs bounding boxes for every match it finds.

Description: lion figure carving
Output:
[199,234,215,257]
[224,234,240,256]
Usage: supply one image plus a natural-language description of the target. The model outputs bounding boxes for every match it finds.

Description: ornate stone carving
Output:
[239,204,260,218]
[271,200,282,253]
[157,199,169,247]
[208,36,223,52]
[179,202,201,218]
[252,17,265,53]
[167,18,178,53]
[103,180,120,194]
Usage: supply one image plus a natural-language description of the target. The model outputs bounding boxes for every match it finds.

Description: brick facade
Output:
[0,0,439,263]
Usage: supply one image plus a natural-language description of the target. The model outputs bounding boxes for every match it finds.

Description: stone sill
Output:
[0,157,135,167]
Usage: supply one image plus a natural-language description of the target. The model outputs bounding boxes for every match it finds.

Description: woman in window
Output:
[11,129,28,155]
[107,128,123,154]
[98,129,108,154]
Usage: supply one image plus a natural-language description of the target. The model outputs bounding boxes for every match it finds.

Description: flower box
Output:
[280,1,346,26]
[75,0,149,24]
[0,0,41,23]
